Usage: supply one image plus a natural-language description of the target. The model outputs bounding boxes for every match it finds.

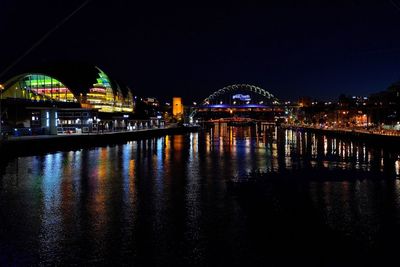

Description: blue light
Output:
[232,94,251,101]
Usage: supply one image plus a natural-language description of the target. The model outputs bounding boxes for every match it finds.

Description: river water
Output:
[1,125,400,266]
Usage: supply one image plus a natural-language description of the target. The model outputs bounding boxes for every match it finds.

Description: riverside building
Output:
[0,63,137,135]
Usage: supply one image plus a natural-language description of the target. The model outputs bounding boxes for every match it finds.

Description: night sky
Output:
[2,0,400,103]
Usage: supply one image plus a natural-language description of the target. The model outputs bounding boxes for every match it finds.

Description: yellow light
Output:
[172,97,183,116]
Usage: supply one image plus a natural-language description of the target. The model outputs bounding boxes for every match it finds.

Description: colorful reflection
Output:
[1,127,400,265]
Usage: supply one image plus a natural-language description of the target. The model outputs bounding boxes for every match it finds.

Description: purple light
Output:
[202,104,269,108]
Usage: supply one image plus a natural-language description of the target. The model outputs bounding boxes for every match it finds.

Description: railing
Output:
[3,120,167,137]
[1,127,40,138]
[283,123,400,137]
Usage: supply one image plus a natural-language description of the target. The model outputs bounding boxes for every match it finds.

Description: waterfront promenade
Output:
[284,124,400,136]
[282,124,400,147]
[0,125,199,156]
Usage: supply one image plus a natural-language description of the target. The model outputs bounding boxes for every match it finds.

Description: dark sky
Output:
[2,0,400,102]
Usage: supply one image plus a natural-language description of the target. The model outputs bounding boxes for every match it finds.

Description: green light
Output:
[23,75,64,87]
[93,70,111,88]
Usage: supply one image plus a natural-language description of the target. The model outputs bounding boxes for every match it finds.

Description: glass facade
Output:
[86,69,134,112]
[3,70,134,113]
[2,74,77,102]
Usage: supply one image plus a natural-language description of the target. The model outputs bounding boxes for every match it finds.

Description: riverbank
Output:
[0,126,200,157]
[282,124,400,147]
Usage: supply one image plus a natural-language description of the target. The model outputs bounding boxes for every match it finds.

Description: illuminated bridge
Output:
[192,84,284,122]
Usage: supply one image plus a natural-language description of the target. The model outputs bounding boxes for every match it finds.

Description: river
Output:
[1,124,400,266]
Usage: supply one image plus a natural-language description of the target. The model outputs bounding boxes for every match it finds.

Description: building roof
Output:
[3,62,132,98]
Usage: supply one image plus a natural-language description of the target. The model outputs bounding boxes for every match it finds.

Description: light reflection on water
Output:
[1,125,400,265]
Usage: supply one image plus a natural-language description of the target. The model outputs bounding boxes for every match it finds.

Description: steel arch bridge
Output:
[202,84,279,105]
[191,84,282,122]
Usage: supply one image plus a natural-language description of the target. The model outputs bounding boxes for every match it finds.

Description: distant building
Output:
[298,97,312,107]
[368,82,400,125]
[143,97,160,107]
[172,97,183,117]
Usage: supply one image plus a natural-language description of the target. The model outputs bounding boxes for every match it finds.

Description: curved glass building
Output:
[2,65,134,113]
[4,74,77,102]
[0,63,138,135]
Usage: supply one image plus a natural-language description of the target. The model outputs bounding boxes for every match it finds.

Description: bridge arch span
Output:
[190,84,282,121]
[202,84,279,105]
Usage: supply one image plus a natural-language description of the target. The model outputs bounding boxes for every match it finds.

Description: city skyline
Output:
[3,2,400,265]
[2,1,400,102]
